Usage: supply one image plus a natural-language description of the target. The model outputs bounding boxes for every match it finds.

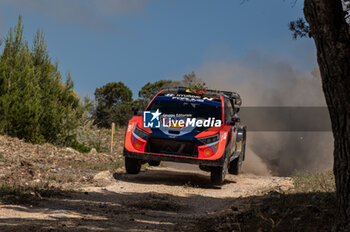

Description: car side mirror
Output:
[131,106,139,116]
[230,116,240,125]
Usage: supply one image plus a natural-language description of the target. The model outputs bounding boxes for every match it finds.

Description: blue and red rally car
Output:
[123,87,246,184]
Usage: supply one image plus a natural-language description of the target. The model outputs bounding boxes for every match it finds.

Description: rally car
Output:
[123,87,247,184]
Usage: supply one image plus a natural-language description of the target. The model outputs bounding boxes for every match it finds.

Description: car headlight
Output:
[198,133,220,145]
[133,125,149,139]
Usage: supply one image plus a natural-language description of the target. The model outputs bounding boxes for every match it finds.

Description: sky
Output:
[0,0,317,99]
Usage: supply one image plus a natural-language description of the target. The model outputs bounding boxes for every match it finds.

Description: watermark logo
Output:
[143,109,161,128]
[143,109,222,128]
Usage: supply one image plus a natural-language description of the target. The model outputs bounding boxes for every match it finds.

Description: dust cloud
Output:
[197,54,333,176]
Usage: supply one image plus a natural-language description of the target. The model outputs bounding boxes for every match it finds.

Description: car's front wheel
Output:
[210,155,228,185]
[125,157,141,174]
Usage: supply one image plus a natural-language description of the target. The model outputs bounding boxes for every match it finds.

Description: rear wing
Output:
[205,89,242,107]
[205,89,242,114]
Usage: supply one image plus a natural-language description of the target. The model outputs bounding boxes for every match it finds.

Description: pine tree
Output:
[0,16,84,145]
[0,16,43,143]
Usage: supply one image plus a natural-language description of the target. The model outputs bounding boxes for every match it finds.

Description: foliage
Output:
[289,0,350,40]
[139,80,173,101]
[181,71,207,92]
[292,170,335,193]
[112,101,133,126]
[93,82,133,128]
[94,82,132,108]
[93,72,207,128]
[137,72,206,109]
[132,98,148,111]
[288,18,311,39]
[70,140,92,153]
[0,16,85,145]
[137,80,173,110]
[74,114,126,153]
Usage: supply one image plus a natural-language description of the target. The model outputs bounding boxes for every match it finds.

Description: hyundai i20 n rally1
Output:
[123,87,246,184]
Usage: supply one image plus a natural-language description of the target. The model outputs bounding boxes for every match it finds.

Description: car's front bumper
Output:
[123,148,225,167]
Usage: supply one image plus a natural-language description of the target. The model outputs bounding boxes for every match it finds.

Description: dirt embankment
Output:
[0,135,293,231]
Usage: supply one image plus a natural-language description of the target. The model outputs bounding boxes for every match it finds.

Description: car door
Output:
[224,99,236,156]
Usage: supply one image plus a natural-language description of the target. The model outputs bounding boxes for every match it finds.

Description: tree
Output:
[94,82,132,128]
[112,101,133,126]
[138,80,173,109]
[31,30,82,144]
[181,71,206,92]
[303,0,350,230]
[0,16,43,143]
[137,72,206,109]
[0,16,84,145]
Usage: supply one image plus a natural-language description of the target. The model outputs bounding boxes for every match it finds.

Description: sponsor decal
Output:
[143,109,221,129]
[164,93,214,102]
[143,109,162,128]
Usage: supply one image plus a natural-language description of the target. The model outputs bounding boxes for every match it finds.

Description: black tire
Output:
[242,140,246,161]
[228,156,242,175]
[125,157,141,174]
[229,144,245,175]
[210,155,228,185]
[148,160,161,166]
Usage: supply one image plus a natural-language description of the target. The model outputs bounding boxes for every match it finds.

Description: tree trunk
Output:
[304,0,350,230]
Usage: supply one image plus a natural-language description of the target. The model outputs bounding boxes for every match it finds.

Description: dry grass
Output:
[0,126,128,205]
[202,170,337,232]
[0,182,64,205]
[292,170,335,193]
[125,194,182,212]
[74,116,126,153]
[0,125,126,193]
[70,159,124,171]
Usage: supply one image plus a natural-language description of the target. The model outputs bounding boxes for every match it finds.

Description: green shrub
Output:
[71,141,92,154]
[0,16,85,146]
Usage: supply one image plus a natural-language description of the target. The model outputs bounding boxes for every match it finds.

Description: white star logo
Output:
[151,109,161,121]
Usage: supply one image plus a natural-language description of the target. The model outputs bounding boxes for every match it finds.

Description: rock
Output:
[93,171,114,182]
[65,147,76,153]
[89,148,97,155]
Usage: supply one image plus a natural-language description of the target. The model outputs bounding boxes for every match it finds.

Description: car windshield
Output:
[147,97,222,121]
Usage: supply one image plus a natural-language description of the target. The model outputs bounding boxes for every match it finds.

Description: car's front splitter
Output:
[123,148,225,167]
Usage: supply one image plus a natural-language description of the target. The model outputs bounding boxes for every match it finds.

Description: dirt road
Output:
[0,162,292,232]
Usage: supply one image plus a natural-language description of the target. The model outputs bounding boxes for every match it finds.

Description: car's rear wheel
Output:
[228,156,242,175]
[228,144,245,175]
[125,157,141,174]
[210,155,228,185]
[148,160,161,166]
